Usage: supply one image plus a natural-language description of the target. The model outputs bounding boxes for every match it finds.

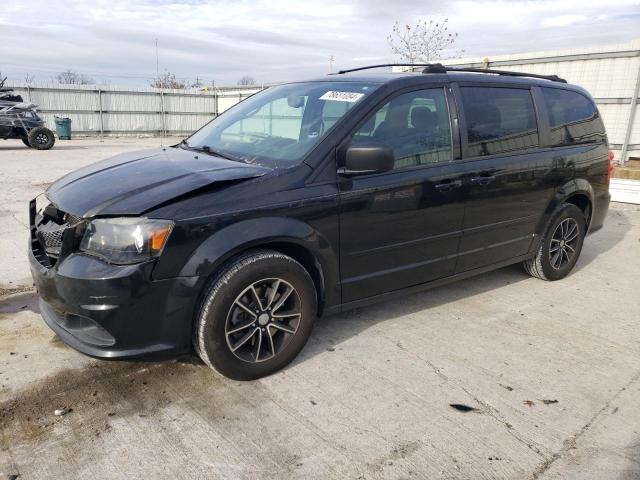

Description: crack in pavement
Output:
[459,385,550,459]
[396,339,552,463]
[530,368,640,479]
[423,358,449,383]
[0,206,29,230]
[395,340,449,383]
[396,337,552,460]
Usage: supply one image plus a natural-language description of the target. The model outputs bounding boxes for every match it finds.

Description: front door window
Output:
[352,88,453,168]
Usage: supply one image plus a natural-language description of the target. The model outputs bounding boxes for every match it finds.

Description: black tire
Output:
[195,249,317,380]
[523,203,586,281]
[21,137,32,148]
[27,127,55,150]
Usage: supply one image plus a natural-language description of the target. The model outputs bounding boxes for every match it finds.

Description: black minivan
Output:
[29,65,612,379]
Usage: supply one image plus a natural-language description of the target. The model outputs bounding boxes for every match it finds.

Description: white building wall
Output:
[441,38,640,163]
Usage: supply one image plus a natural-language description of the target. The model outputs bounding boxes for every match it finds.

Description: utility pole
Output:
[155,38,160,83]
[329,55,335,74]
[621,61,640,165]
[155,38,166,141]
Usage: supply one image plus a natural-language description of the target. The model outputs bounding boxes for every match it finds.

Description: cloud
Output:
[0,0,638,86]
[541,15,589,28]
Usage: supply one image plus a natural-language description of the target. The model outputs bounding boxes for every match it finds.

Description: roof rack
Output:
[335,63,431,74]
[334,63,567,83]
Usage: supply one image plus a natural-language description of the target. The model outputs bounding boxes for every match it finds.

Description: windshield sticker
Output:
[319,91,365,103]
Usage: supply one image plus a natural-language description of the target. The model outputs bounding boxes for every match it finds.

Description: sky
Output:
[1,0,639,87]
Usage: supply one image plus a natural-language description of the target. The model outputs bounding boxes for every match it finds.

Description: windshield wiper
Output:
[191,144,239,162]
[178,138,241,162]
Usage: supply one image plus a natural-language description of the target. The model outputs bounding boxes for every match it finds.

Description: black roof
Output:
[336,63,567,83]
[335,63,565,82]
[301,66,588,96]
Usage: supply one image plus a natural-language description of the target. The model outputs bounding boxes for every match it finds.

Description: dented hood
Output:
[46,147,269,217]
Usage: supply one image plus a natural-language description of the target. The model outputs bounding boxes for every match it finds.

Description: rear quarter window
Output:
[541,88,606,146]
[460,86,539,157]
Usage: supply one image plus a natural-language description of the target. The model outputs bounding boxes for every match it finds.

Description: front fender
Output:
[178,216,339,309]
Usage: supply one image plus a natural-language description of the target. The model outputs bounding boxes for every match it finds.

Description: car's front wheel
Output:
[523,203,586,281]
[194,250,317,380]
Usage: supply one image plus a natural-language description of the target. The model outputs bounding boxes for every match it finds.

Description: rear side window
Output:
[460,87,539,157]
[541,88,605,146]
[352,88,452,169]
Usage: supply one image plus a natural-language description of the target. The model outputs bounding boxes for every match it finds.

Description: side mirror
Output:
[338,141,394,176]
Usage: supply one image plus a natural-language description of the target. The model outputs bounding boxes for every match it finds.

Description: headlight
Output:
[80,218,174,264]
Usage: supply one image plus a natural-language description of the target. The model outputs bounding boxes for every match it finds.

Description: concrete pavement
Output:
[1,138,639,479]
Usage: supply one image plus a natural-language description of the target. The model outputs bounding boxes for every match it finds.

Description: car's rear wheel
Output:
[28,127,55,150]
[523,203,586,281]
[194,250,316,380]
[22,137,32,148]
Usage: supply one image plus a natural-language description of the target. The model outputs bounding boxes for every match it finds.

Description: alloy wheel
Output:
[225,278,301,363]
[549,218,579,269]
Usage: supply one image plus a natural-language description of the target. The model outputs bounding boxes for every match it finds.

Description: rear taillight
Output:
[607,150,615,181]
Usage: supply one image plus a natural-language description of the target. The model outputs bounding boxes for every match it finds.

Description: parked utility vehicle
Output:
[0,78,55,149]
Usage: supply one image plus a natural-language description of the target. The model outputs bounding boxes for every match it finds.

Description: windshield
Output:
[185,81,379,168]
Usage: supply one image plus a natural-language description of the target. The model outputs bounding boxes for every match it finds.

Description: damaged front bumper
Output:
[28,199,199,359]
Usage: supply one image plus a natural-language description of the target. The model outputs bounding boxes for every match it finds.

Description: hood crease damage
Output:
[45,147,269,217]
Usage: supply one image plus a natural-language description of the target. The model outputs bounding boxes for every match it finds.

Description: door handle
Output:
[434,179,462,191]
[470,175,495,186]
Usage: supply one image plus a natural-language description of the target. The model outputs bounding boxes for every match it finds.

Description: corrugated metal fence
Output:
[5,82,263,136]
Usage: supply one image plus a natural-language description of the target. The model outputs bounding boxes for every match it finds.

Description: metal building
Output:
[443,38,640,165]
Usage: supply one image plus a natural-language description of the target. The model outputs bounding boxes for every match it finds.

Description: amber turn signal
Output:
[150,224,173,253]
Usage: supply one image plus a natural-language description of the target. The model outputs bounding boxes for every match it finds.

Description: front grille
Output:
[65,213,82,225]
[32,202,85,265]
[38,221,66,255]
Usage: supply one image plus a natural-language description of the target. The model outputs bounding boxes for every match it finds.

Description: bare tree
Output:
[190,76,203,89]
[150,71,186,89]
[24,73,36,84]
[387,18,463,64]
[56,69,95,85]
[237,75,257,86]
